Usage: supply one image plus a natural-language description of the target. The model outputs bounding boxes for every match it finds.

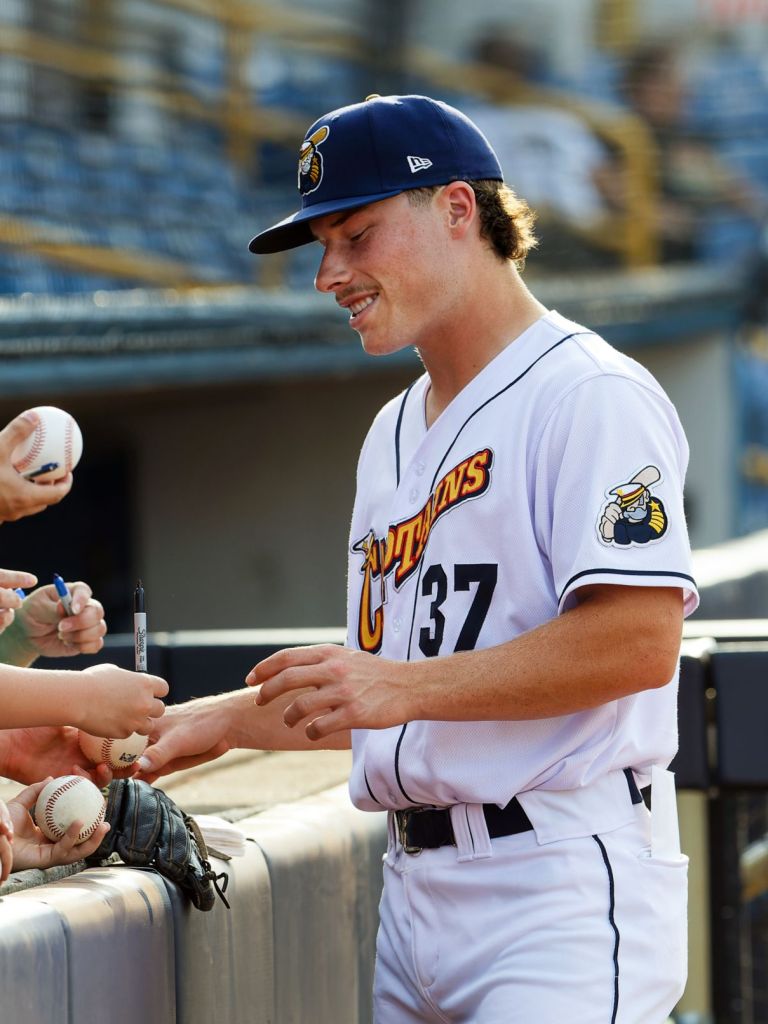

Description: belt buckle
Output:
[396,808,425,856]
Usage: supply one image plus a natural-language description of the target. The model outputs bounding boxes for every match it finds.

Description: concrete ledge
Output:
[0,783,386,1024]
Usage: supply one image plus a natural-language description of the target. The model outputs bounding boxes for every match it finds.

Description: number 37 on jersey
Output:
[352,448,497,659]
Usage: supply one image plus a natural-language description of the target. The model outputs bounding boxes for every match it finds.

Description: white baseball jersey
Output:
[346,310,699,813]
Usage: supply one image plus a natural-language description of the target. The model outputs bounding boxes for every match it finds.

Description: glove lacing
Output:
[186,813,231,910]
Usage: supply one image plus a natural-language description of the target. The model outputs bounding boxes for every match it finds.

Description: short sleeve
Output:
[532,374,699,616]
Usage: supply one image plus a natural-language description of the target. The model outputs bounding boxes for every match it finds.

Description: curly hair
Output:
[407,180,537,268]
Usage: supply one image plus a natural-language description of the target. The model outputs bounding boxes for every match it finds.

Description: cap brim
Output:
[248,188,405,254]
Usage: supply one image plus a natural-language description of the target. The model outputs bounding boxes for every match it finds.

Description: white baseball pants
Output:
[373,802,687,1023]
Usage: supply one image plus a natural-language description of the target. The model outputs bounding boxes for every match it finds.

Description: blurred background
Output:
[1,1,768,1020]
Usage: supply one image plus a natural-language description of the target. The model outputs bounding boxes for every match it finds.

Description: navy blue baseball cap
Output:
[248,94,504,255]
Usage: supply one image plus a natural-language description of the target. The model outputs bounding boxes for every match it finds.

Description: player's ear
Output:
[441,182,476,238]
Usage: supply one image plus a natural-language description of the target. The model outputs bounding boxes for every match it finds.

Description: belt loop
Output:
[449,804,492,862]
[624,768,643,806]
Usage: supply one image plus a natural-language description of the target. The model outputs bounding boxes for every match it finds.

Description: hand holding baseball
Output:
[76,664,169,739]
[0,726,114,787]
[0,412,73,523]
[5,779,109,872]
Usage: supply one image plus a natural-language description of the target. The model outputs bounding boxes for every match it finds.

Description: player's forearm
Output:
[404,586,684,723]
[0,666,89,727]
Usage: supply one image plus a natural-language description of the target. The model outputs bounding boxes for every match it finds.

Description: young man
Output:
[139,95,698,1023]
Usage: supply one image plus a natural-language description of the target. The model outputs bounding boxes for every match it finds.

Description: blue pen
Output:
[53,573,74,616]
[23,462,59,480]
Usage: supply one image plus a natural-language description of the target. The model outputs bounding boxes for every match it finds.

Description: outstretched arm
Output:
[137,686,351,783]
[249,584,684,741]
[0,659,167,739]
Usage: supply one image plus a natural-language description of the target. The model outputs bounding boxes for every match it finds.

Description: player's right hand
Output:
[0,413,73,523]
[77,664,169,738]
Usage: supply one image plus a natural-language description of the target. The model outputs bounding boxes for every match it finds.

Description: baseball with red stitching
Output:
[34,775,106,843]
[78,730,149,772]
[11,405,83,482]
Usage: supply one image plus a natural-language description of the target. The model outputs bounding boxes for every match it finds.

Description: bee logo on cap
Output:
[298,126,330,195]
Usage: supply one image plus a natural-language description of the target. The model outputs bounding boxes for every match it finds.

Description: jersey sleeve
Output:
[532,373,699,616]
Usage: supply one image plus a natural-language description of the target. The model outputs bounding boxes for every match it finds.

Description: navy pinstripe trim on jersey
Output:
[426,331,594,493]
[364,767,383,806]
[592,834,620,1024]
[394,382,416,487]
[559,567,697,604]
[395,330,593,797]
[405,329,593,662]
[394,725,417,803]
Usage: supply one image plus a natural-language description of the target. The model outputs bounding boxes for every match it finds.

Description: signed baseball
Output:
[34,775,106,843]
[78,731,148,771]
[12,406,83,482]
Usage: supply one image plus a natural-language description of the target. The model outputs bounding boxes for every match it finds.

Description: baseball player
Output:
[140,95,699,1023]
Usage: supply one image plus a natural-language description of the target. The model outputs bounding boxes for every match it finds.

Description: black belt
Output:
[394,768,643,855]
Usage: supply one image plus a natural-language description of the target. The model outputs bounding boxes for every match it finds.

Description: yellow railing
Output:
[0,214,218,289]
[0,3,659,288]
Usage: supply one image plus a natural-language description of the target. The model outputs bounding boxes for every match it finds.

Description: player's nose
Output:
[314,245,352,294]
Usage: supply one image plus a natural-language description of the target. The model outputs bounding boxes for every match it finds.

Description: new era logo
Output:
[407,155,433,173]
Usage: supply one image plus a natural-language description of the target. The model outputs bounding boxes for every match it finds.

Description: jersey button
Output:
[392,617,402,632]
[415,462,426,476]
[408,487,418,503]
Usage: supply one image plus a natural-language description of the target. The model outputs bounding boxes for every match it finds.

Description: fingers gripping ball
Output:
[12,406,83,482]
[78,731,148,772]
[34,775,106,843]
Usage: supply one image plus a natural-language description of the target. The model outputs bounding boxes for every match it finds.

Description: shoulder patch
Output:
[597,464,668,546]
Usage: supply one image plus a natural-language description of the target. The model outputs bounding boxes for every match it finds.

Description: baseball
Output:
[12,405,83,482]
[34,775,106,844]
[78,730,148,771]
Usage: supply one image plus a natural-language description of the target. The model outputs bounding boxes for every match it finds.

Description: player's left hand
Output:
[248,643,409,740]
[4,779,109,873]
[13,581,107,660]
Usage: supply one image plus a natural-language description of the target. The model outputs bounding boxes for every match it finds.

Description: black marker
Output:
[133,579,147,672]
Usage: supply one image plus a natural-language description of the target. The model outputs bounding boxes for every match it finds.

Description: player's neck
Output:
[420,266,547,428]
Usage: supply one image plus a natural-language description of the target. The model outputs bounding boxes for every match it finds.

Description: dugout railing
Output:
[0,0,660,294]
[21,619,768,1022]
[2,621,767,1022]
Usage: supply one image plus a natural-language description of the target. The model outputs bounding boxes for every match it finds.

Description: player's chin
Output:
[358,332,407,359]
